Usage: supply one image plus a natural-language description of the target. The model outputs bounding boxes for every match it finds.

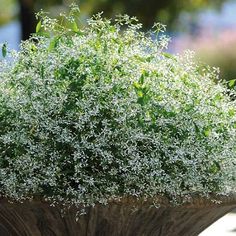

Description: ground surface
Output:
[200,210,236,236]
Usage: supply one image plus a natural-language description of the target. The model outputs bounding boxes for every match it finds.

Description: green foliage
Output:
[79,0,226,29]
[0,7,235,209]
[35,20,42,33]
[0,0,16,25]
[1,43,7,58]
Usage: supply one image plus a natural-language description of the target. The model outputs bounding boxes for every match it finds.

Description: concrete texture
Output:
[200,210,236,236]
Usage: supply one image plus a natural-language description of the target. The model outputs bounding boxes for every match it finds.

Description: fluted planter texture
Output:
[0,196,235,236]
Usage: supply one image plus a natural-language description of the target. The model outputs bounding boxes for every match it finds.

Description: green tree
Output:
[0,0,228,40]
[0,0,16,25]
[82,0,225,29]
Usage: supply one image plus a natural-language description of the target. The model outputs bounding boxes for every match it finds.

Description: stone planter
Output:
[0,195,235,236]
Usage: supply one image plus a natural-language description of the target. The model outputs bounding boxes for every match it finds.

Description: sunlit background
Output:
[0,0,236,235]
[1,0,236,81]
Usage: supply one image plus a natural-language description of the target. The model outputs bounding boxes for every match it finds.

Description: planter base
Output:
[0,196,235,236]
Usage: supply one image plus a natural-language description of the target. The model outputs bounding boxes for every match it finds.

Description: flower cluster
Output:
[0,8,235,209]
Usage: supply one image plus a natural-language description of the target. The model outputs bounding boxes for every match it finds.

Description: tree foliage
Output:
[0,0,16,25]
[80,0,226,29]
[0,0,228,40]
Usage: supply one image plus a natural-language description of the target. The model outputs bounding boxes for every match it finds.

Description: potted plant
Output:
[0,6,235,236]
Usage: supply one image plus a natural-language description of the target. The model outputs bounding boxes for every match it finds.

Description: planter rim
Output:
[1,193,236,209]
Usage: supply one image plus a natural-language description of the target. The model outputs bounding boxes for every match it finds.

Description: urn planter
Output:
[0,195,235,236]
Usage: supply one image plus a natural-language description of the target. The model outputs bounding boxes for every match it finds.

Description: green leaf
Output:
[209,161,221,174]
[36,20,42,33]
[30,44,38,52]
[48,36,60,52]
[228,79,236,88]
[133,82,141,90]
[137,90,143,98]
[139,73,145,84]
[37,31,50,38]
[72,21,79,33]
[204,128,211,137]
[161,52,176,61]
[2,43,7,58]
[229,109,235,117]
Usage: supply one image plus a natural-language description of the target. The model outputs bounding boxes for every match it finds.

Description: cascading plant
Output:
[0,5,235,211]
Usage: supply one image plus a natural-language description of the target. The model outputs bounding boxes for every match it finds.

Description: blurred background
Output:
[0,0,236,235]
[1,0,236,82]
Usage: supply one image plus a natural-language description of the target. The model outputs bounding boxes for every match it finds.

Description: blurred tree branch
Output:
[18,0,35,40]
